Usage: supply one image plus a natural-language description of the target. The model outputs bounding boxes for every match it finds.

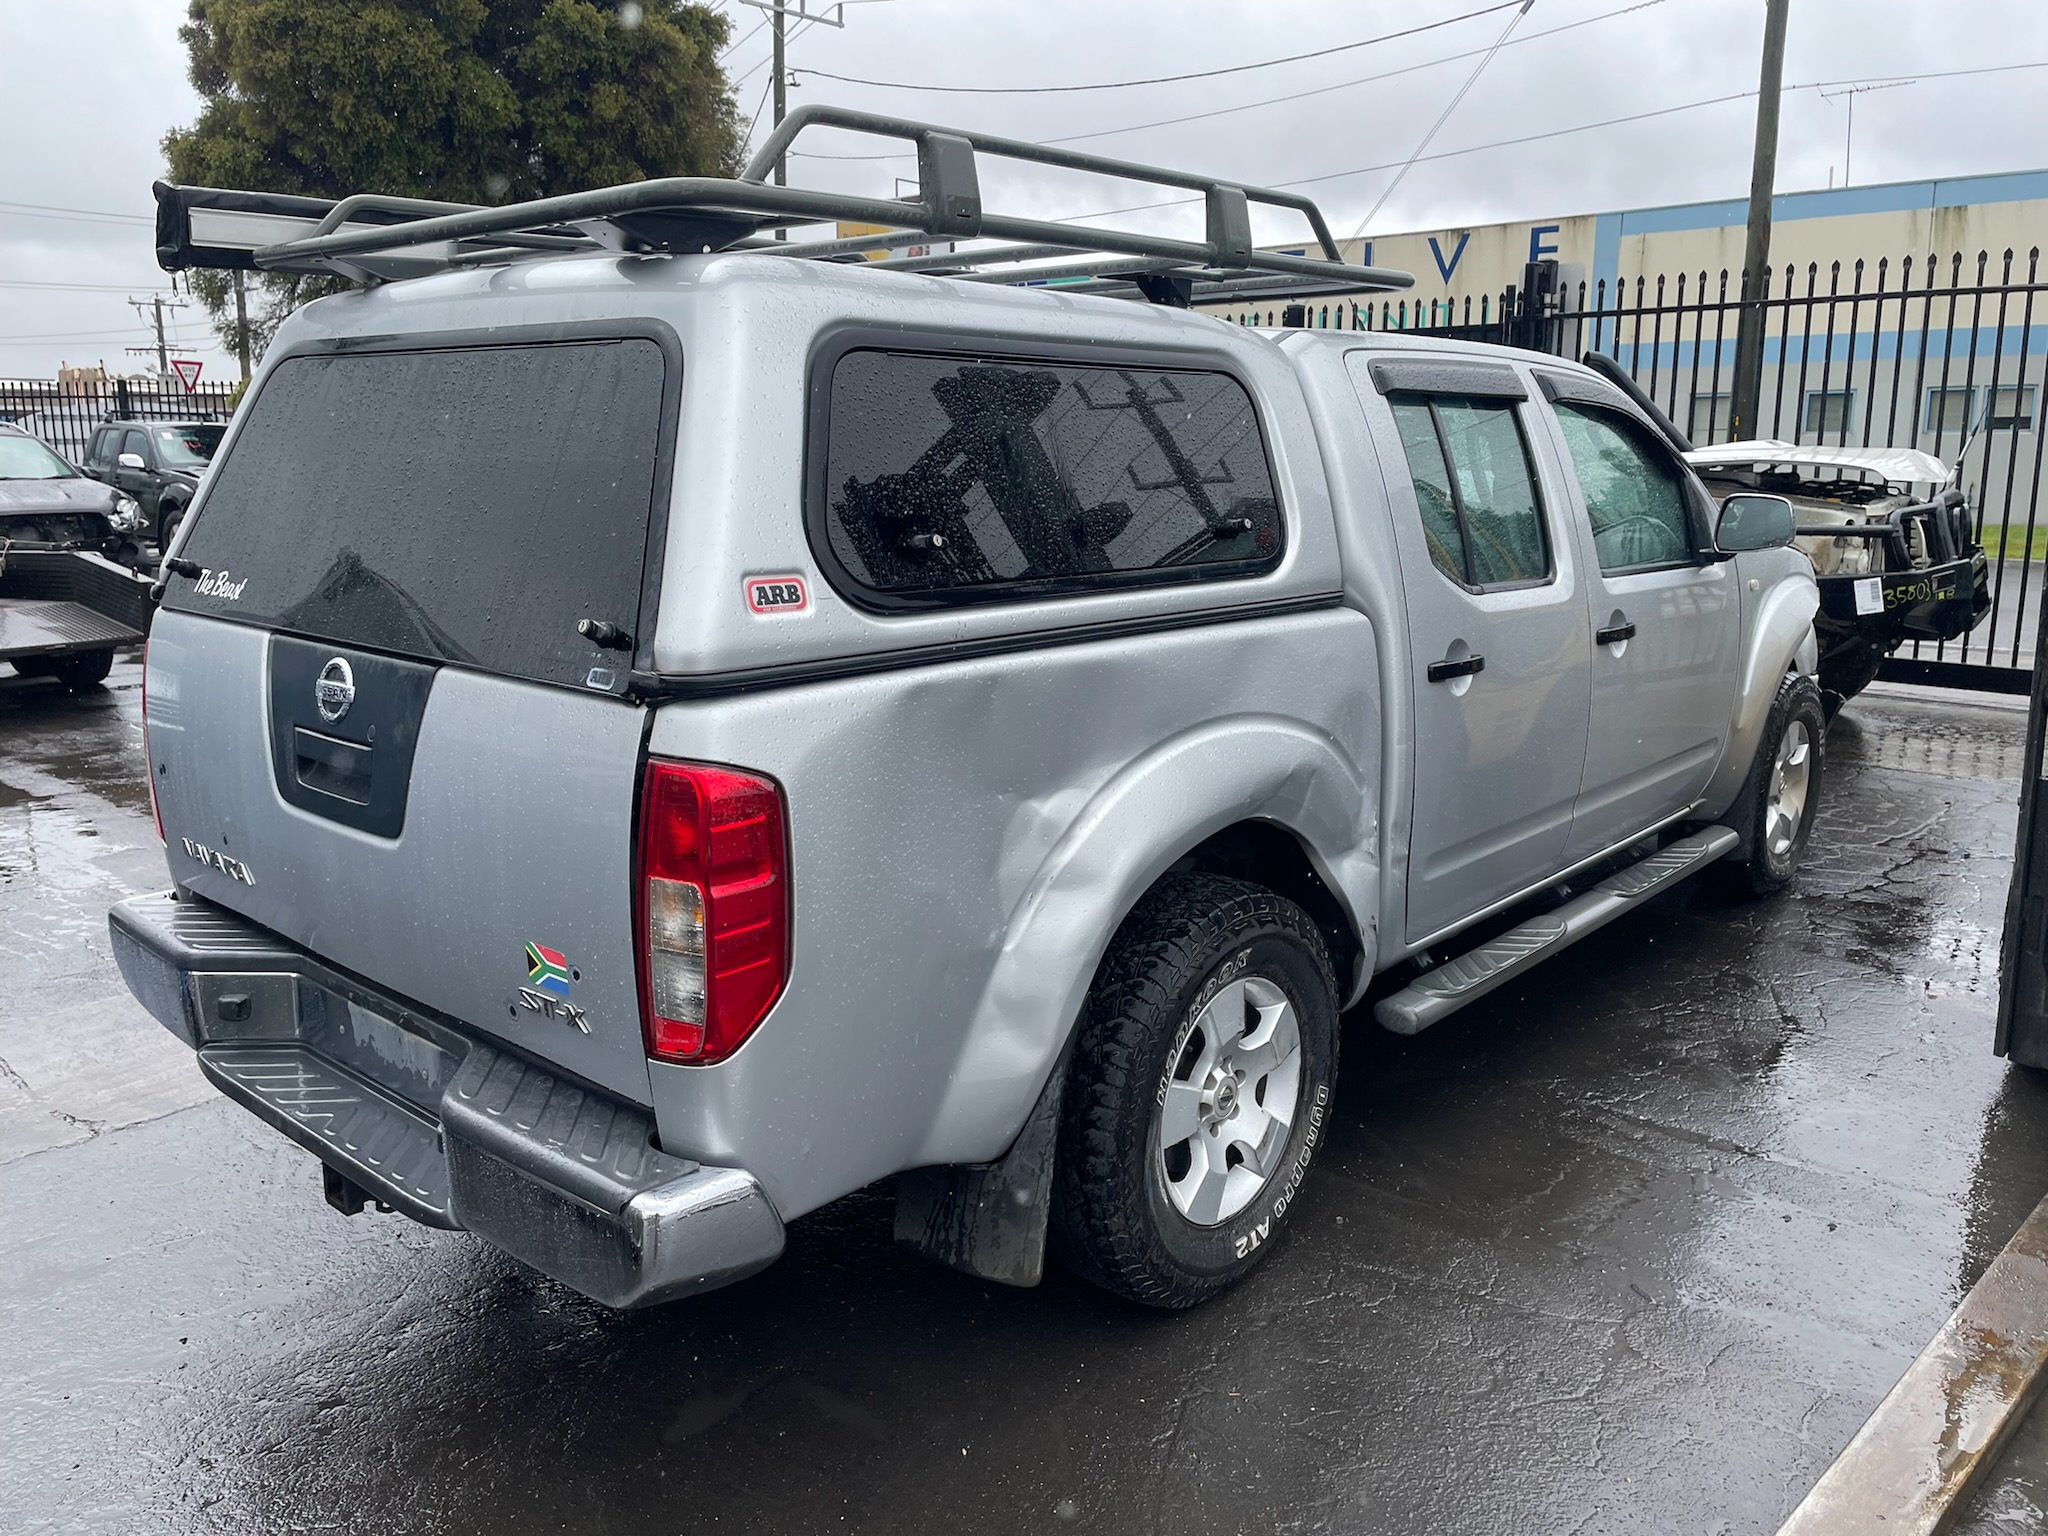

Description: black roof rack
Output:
[152,104,1412,307]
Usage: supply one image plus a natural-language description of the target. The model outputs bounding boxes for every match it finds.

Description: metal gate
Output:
[0,378,240,470]
[1223,247,2048,690]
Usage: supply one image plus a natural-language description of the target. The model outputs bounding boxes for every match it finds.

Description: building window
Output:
[1991,385,2038,431]
[1688,393,1732,444]
[1926,385,2038,433]
[1925,387,1975,435]
[1803,390,1854,437]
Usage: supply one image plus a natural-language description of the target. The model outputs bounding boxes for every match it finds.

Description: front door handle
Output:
[1427,653,1486,683]
[1596,620,1637,645]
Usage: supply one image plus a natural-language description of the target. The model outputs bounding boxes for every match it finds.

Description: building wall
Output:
[1198,170,2048,554]
[1205,167,2048,325]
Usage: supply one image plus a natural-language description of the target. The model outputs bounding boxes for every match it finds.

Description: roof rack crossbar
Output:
[152,104,1413,302]
[742,105,1349,265]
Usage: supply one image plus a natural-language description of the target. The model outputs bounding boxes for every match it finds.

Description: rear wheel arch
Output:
[921,717,1376,1168]
[1166,819,1367,1002]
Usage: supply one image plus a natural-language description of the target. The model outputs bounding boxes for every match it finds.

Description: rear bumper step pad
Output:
[200,1043,457,1228]
[109,890,784,1308]
[1376,826,1739,1036]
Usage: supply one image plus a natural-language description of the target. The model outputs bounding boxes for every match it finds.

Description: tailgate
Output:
[148,333,674,1102]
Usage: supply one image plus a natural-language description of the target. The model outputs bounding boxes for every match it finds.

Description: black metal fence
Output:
[0,378,239,469]
[1222,248,2048,686]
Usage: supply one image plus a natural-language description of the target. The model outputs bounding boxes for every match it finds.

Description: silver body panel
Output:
[136,256,1821,1245]
[642,609,1380,1214]
[1338,351,1595,945]
[145,609,653,1104]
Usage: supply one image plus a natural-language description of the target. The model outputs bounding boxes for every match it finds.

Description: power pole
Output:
[126,292,188,379]
[1730,0,1790,443]
[232,270,251,383]
[739,0,847,239]
[772,3,786,189]
[772,0,786,237]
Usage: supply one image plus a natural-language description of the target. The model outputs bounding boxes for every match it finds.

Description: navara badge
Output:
[315,657,355,724]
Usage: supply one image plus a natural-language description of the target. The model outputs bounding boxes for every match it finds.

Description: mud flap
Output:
[893,1040,1073,1288]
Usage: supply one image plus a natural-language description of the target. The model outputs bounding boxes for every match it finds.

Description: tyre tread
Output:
[1053,873,1333,1308]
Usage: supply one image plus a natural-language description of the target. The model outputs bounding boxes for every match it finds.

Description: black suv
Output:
[82,419,225,551]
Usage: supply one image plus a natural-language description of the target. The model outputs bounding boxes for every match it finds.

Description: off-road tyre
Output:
[16,649,115,689]
[1728,673,1826,896]
[158,504,186,553]
[1052,873,1338,1309]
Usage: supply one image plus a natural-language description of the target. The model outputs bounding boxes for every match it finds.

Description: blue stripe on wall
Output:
[1601,322,2048,373]
[1608,167,2048,239]
[1592,211,1623,299]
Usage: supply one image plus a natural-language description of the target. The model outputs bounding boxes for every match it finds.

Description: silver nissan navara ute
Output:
[114,109,1823,1311]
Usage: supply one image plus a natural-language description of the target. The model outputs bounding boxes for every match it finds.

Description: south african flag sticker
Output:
[526,941,573,999]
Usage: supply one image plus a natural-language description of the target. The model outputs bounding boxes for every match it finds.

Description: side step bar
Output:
[1375,826,1739,1036]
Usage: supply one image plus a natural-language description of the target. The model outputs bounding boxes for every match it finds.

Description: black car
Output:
[82,418,225,550]
[0,424,137,558]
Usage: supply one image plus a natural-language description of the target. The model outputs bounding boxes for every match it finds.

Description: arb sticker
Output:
[746,574,810,614]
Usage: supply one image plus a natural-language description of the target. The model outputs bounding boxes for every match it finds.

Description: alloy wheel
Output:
[1155,974,1304,1226]
[1765,717,1813,858]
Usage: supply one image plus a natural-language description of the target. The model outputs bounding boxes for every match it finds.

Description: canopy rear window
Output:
[813,348,1283,608]
[165,337,669,691]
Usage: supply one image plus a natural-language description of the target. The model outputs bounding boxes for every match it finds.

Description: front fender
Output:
[1699,551,1819,821]
[916,713,1378,1165]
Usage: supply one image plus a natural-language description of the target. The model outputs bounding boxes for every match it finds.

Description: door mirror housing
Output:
[1715,493,1798,553]
[117,452,147,470]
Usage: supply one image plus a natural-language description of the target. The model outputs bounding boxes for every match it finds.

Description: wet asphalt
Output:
[6,657,2048,1535]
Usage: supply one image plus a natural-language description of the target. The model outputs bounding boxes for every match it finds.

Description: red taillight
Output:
[635,759,789,1065]
[142,641,164,843]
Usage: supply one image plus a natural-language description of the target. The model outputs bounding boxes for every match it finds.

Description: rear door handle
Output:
[1596,621,1637,645]
[1426,653,1485,683]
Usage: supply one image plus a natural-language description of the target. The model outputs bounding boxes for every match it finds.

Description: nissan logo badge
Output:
[315,657,356,724]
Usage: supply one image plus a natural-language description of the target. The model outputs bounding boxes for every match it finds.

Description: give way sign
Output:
[170,358,203,392]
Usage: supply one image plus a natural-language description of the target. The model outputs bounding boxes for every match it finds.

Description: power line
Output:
[791,0,1675,161]
[0,326,162,342]
[1054,59,2048,226]
[791,0,1526,94]
[0,201,152,226]
[719,14,769,56]
[1351,0,1536,240]
[729,8,826,87]
[0,279,181,293]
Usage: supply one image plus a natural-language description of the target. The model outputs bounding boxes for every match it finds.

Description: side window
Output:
[818,350,1282,603]
[121,428,151,467]
[1387,394,1549,589]
[1552,403,1694,572]
[85,428,113,467]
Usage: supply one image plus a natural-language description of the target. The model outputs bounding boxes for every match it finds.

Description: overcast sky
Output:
[3,0,2045,382]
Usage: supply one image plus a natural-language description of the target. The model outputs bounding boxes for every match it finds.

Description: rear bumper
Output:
[107,890,784,1308]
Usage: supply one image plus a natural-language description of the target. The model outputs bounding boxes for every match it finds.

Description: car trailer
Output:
[0,545,154,689]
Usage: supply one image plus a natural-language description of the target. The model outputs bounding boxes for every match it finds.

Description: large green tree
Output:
[164,0,741,363]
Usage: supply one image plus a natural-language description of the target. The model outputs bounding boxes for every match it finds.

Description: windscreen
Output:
[164,338,667,690]
[0,434,76,479]
[154,424,225,467]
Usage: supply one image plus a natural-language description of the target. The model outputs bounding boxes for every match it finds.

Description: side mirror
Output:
[117,452,147,470]
[1715,493,1797,553]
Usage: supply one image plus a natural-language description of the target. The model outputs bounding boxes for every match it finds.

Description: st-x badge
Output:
[315,657,355,724]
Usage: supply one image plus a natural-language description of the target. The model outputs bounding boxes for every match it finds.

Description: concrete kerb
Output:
[1776,1189,2048,1535]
